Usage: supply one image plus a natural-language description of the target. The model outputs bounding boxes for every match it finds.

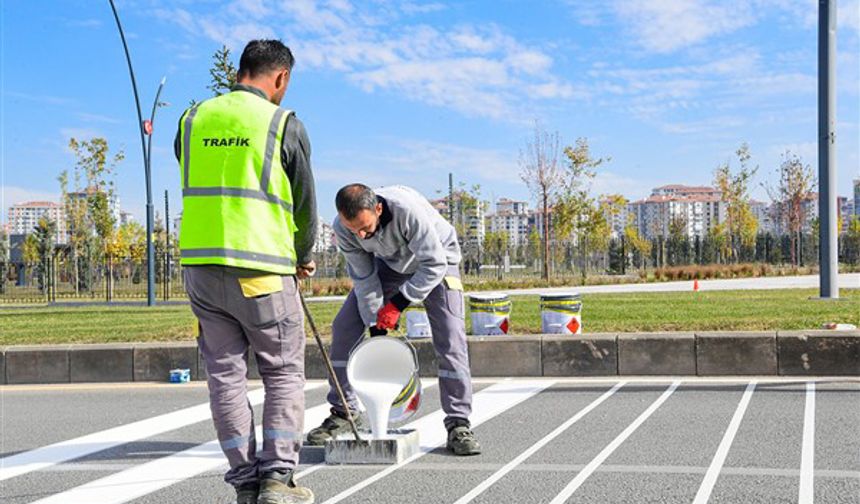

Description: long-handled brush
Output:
[298,290,420,464]
[298,291,364,443]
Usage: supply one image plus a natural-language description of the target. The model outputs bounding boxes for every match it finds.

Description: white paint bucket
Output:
[468,293,511,335]
[404,305,432,339]
[540,293,582,335]
[347,337,421,438]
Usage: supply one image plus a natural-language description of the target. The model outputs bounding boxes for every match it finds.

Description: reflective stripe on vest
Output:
[178,91,297,274]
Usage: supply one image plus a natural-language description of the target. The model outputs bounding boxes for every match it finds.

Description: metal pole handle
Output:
[298,290,363,443]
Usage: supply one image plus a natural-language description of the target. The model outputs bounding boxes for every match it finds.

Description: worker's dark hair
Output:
[238,39,295,78]
[336,184,378,220]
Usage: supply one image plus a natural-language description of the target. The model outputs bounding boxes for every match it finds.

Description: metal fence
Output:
[1,253,185,304]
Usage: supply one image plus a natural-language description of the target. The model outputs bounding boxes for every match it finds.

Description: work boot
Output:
[447,425,482,456]
[234,482,259,504]
[258,470,314,504]
[306,410,365,446]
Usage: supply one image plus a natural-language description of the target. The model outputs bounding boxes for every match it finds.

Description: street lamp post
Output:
[818,0,839,299]
[108,0,166,306]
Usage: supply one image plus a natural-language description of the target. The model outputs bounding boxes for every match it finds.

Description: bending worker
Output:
[307,183,481,456]
[175,39,317,504]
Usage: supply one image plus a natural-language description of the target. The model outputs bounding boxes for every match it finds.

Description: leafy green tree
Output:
[0,229,7,294]
[667,215,689,266]
[23,217,56,293]
[526,228,541,273]
[483,231,509,280]
[844,216,860,265]
[579,201,611,277]
[61,137,124,293]
[208,45,238,96]
[439,183,485,274]
[22,234,39,268]
[554,138,607,277]
[624,222,651,271]
[714,143,759,263]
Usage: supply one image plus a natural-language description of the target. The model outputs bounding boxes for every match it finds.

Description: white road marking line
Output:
[26,396,332,504]
[799,381,816,503]
[0,383,321,481]
[692,381,757,504]
[548,380,681,504]
[380,462,860,480]
[27,381,440,504]
[41,461,860,480]
[452,381,626,504]
[294,379,439,482]
[320,379,555,504]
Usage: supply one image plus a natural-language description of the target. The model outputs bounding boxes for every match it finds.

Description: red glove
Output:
[376,302,403,330]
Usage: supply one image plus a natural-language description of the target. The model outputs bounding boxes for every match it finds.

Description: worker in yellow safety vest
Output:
[174,39,317,504]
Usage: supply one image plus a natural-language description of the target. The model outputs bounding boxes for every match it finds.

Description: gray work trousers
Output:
[328,261,472,430]
[184,266,305,487]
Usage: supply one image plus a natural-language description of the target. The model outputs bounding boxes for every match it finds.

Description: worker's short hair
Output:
[238,39,295,78]
[336,184,378,220]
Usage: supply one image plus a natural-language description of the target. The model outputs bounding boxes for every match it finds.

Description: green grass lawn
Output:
[1,288,857,346]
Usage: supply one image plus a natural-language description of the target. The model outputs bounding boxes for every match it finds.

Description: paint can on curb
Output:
[540,293,582,335]
[404,305,432,339]
[468,293,511,335]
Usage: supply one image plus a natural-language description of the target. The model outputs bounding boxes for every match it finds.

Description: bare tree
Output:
[519,122,562,280]
[764,151,815,265]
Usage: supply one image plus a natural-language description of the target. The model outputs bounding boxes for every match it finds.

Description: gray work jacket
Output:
[333,185,461,326]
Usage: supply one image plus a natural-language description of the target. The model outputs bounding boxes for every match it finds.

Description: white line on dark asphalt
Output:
[692,381,757,504]
[0,384,323,482]
[26,390,334,504]
[548,380,681,504]
[27,381,437,504]
[294,379,440,482]
[799,381,816,503]
[320,379,555,504]
[452,381,626,504]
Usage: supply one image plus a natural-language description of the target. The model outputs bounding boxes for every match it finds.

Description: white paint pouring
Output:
[346,336,418,439]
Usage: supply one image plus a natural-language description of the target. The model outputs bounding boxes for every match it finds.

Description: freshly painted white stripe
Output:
[453,381,625,504]
[692,381,757,504]
[548,381,681,504]
[28,400,333,504]
[30,380,438,504]
[321,379,555,504]
[294,463,325,480]
[0,384,322,481]
[295,379,439,482]
[799,381,816,503]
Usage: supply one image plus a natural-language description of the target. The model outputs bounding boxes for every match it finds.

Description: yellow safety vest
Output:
[178,91,297,274]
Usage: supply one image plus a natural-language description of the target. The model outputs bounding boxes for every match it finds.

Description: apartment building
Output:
[7,201,67,244]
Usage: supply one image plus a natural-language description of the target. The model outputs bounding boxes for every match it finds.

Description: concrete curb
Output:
[2,331,859,384]
[618,332,696,376]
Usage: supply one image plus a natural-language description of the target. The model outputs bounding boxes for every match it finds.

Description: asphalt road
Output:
[1,378,858,504]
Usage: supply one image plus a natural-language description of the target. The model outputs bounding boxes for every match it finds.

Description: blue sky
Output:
[1,0,859,225]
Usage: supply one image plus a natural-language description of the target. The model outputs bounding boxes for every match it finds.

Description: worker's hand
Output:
[376,293,410,330]
[296,261,316,279]
[369,326,388,337]
[375,302,402,330]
